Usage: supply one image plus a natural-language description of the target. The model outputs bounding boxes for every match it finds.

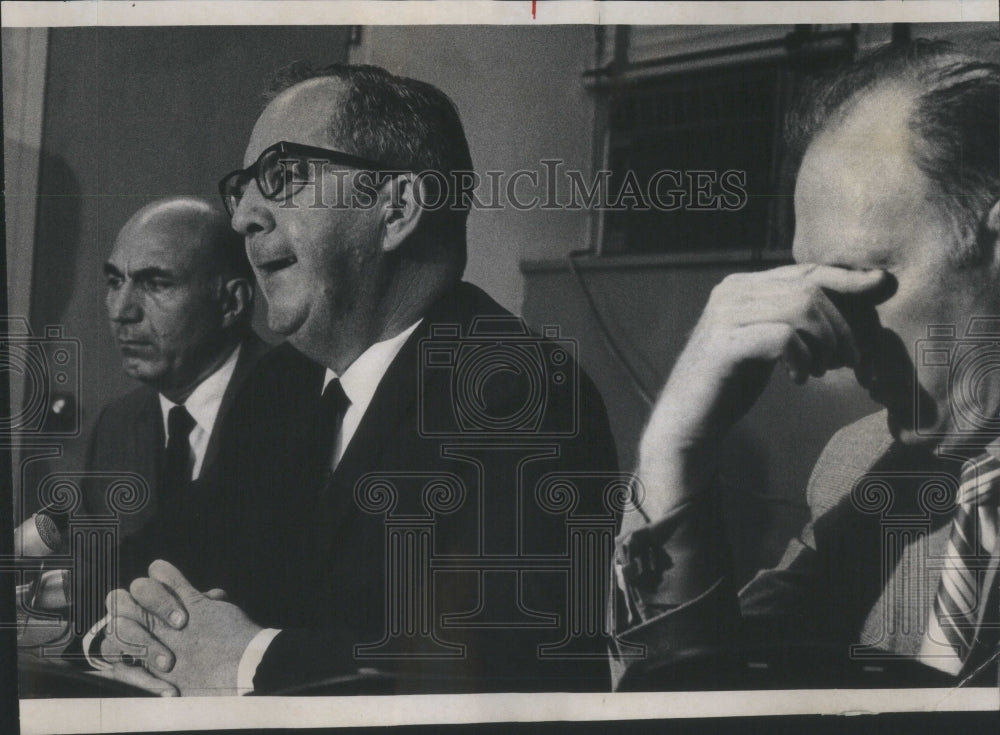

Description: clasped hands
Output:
[97,559,263,696]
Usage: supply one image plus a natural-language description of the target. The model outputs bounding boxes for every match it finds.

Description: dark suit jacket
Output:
[82,332,269,587]
[169,282,621,693]
[612,411,999,688]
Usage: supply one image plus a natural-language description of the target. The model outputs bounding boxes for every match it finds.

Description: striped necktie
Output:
[930,453,999,672]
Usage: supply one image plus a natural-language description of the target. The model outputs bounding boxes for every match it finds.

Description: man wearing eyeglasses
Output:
[96,63,619,696]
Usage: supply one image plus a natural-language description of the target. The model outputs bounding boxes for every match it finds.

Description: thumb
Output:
[147,560,202,607]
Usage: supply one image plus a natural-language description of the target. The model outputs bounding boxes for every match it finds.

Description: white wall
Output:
[352,26,599,313]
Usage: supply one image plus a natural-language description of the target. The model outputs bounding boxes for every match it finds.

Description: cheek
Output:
[152,299,212,346]
[874,272,944,355]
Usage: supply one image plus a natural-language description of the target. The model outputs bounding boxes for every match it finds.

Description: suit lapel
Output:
[118,390,164,544]
[313,283,503,541]
[203,333,270,473]
[321,327,422,531]
[137,390,164,501]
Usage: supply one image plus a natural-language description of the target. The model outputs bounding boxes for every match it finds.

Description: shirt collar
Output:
[323,320,422,410]
[159,343,241,436]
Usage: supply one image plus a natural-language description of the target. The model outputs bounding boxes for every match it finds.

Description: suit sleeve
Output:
[251,628,363,694]
[610,488,740,690]
[736,417,891,642]
[610,420,874,689]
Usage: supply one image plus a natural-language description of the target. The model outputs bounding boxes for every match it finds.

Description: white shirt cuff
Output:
[236,628,281,695]
[82,613,112,671]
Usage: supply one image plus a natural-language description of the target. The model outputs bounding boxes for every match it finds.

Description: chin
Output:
[120,358,152,382]
[266,307,306,338]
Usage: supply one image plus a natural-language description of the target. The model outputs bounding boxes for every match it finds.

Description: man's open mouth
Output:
[258,255,297,274]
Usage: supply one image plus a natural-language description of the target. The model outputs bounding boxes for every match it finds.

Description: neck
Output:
[319,264,454,375]
[158,330,242,404]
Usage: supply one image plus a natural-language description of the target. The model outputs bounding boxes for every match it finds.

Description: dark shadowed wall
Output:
[25,27,351,500]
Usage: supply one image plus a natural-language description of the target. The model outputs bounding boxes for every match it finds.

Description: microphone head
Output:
[34,512,64,552]
[14,512,64,556]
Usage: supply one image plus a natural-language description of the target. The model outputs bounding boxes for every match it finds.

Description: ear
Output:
[987,199,1000,240]
[218,277,253,329]
[985,199,1000,269]
[379,173,426,254]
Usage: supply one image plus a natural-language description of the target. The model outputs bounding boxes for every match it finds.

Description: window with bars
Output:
[591,25,858,257]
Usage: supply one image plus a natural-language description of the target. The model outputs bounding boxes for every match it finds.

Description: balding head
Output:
[104,197,254,402]
[118,197,252,284]
[787,39,999,264]
[263,62,473,272]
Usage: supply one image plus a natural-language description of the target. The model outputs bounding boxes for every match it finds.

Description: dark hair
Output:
[266,62,473,275]
[786,39,999,263]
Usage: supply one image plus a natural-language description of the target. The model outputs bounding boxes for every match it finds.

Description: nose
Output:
[230,178,275,239]
[106,281,141,324]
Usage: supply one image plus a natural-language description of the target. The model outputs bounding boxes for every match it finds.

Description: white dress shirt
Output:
[157,344,241,481]
[323,320,422,470]
[83,343,241,672]
[238,321,421,693]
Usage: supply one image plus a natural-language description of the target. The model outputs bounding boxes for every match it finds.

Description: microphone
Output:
[15,511,70,613]
[14,511,66,557]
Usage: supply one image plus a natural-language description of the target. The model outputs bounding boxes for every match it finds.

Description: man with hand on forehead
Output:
[96,63,618,696]
[613,40,1000,687]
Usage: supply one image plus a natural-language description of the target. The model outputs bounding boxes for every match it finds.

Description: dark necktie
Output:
[931,453,999,672]
[162,405,196,493]
[320,378,350,471]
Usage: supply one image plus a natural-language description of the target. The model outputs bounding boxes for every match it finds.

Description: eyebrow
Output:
[102,263,176,281]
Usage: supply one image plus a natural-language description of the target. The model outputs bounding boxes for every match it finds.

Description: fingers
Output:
[129,576,189,630]
[105,588,149,625]
[91,663,179,697]
[100,615,175,674]
[777,327,811,384]
[147,560,202,610]
[797,263,887,295]
[708,266,880,378]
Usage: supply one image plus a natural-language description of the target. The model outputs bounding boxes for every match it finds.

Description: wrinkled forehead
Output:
[243,78,350,166]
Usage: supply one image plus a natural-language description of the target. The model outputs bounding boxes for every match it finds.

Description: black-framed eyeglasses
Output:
[218,141,388,217]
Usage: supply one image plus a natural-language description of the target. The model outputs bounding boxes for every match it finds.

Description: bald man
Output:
[83,197,268,587]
